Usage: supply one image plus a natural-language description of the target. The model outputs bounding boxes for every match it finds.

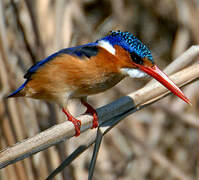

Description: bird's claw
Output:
[62,108,81,136]
[68,117,81,137]
[82,101,99,129]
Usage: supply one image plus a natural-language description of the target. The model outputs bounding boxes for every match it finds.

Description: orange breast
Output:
[24,47,130,100]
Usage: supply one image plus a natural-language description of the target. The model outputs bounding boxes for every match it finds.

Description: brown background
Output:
[0,0,199,180]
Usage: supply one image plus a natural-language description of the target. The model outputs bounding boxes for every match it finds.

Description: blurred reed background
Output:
[0,0,199,180]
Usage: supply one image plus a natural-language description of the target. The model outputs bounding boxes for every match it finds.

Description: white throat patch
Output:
[98,40,115,55]
[121,68,147,78]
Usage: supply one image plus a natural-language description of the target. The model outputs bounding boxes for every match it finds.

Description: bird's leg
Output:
[62,108,81,136]
[81,100,98,129]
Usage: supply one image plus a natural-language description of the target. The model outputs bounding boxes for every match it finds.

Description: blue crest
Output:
[98,30,153,62]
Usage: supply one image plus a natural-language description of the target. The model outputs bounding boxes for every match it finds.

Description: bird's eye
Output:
[130,52,144,65]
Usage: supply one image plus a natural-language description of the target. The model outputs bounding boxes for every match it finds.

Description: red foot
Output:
[62,108,81,136]
[81,101,98,129]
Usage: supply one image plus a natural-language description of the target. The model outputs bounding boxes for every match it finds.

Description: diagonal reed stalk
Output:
[0,62,198,170]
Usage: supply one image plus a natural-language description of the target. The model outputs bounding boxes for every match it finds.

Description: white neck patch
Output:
[121,68,147,78]
[98,40,115,55]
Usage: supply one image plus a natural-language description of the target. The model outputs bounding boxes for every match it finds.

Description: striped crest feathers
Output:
[99,30,154,63]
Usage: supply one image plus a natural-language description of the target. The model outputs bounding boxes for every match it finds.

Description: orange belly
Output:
[72,73,124,97]
[24,51,124,101]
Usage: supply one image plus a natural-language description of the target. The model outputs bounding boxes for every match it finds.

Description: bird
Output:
[7,30,191,136]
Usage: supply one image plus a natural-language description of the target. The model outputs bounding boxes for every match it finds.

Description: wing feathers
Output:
[24,43,99,79]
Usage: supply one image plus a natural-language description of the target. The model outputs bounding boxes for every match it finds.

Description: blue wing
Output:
[24,42,99,79]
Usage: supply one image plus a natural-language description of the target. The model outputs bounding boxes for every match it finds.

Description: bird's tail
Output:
[7,80,28,98]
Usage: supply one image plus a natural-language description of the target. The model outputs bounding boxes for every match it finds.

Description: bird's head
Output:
[98,30,190,104]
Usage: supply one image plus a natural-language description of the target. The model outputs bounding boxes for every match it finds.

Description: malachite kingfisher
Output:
[8,30,191,136]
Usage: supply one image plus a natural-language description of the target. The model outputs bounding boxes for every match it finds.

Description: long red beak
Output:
[136,64,191,104]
